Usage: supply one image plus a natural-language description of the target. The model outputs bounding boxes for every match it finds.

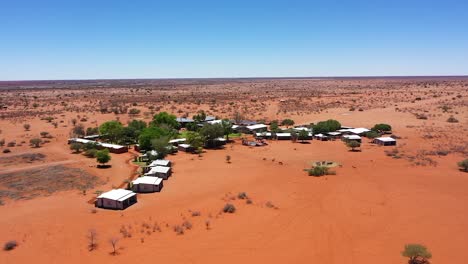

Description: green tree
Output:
[128,120,147,133]
[84,148,98,158]
[366,131,380,139]
[151,136,171,159]
[70,143,82,153]
[96,149,111,166]
[281,118,295,127]
[138,126,176,151]
[346,140,361,151]
[29,138,42,148]
[401,244,432,264]
[458,159,468,172]
[83,141,99,151]
[298,130,309,143]
[99,121,123,143]
[221,119,233,141]
[193,110,207,123]
[372,123,392,132]
[199,123,224,148]
[40,131,50,138]
[86,127,99,136]
[291,131,298,143]
[270,120,280,132]
[152,112,179,129]
[313,119,341,134]
[23,124,31,131]
[186,131,204,150]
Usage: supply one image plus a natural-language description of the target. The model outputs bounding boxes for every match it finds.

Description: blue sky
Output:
[1,0,467,80]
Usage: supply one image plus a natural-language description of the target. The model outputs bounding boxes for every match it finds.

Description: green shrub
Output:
[372,123,392,132]
[458,159,468,172]
[346,140,361,151]
[222,203,236,213]
[401,244,432,264]
[308,166,330,177]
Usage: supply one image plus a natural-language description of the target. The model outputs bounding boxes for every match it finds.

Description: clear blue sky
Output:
[1,0,467,80]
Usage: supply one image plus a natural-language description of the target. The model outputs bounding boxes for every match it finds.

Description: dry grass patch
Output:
[0,165,103,203]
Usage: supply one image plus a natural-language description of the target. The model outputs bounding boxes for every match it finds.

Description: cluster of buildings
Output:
[240,123,397,146]
[95,158,173,210]
[88,117,397,210]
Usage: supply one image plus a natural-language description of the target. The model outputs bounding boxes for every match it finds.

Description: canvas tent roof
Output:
[97,189,136,202]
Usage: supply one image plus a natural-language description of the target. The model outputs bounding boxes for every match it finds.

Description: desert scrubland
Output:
[0,77,467,264]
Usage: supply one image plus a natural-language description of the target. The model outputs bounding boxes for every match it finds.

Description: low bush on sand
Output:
[3,240,18,251]
[223,203,236,213]
[308,166,335,177]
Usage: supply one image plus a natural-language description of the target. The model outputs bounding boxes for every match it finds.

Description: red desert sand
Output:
[0,77,467,263]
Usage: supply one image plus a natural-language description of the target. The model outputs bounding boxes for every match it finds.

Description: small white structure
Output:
[145,166,172,179]
[207,119,223,125]
[96,189,137,210]
[246,124,268,133]
[178,143,194,152]
[131,176,163,193]
[293,127,311,132]
[149,159,171,167]
[327,131,341,139]
[374,137,397,146]
[314,133,329,141]
[343,134,362,143]
[276,132,292,140]
[348,128,371,135]
[255,132,272,139]
[169,138,186,145]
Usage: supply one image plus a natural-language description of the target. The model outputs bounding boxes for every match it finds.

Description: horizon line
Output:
[1,74,468,83]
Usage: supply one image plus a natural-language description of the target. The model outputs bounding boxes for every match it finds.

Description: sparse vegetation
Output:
[308,166,332,177]
[96,149,111,167]
[222,203,236,213]
[109,237,119,255]
[87,229,98,251]
[458,159,468,172]
[3,240,18,251]
[346,140,361,151]
[401,244,432,264]
[447,116,459,123]
[29,138,42,148]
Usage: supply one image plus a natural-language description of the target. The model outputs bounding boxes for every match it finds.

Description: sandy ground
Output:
[0,77,467,264]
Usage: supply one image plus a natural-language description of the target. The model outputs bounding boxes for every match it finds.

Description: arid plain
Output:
[0,77,467,264]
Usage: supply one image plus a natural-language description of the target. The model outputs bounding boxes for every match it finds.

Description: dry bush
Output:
[3,240,18,251]
[222,203,236,213]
